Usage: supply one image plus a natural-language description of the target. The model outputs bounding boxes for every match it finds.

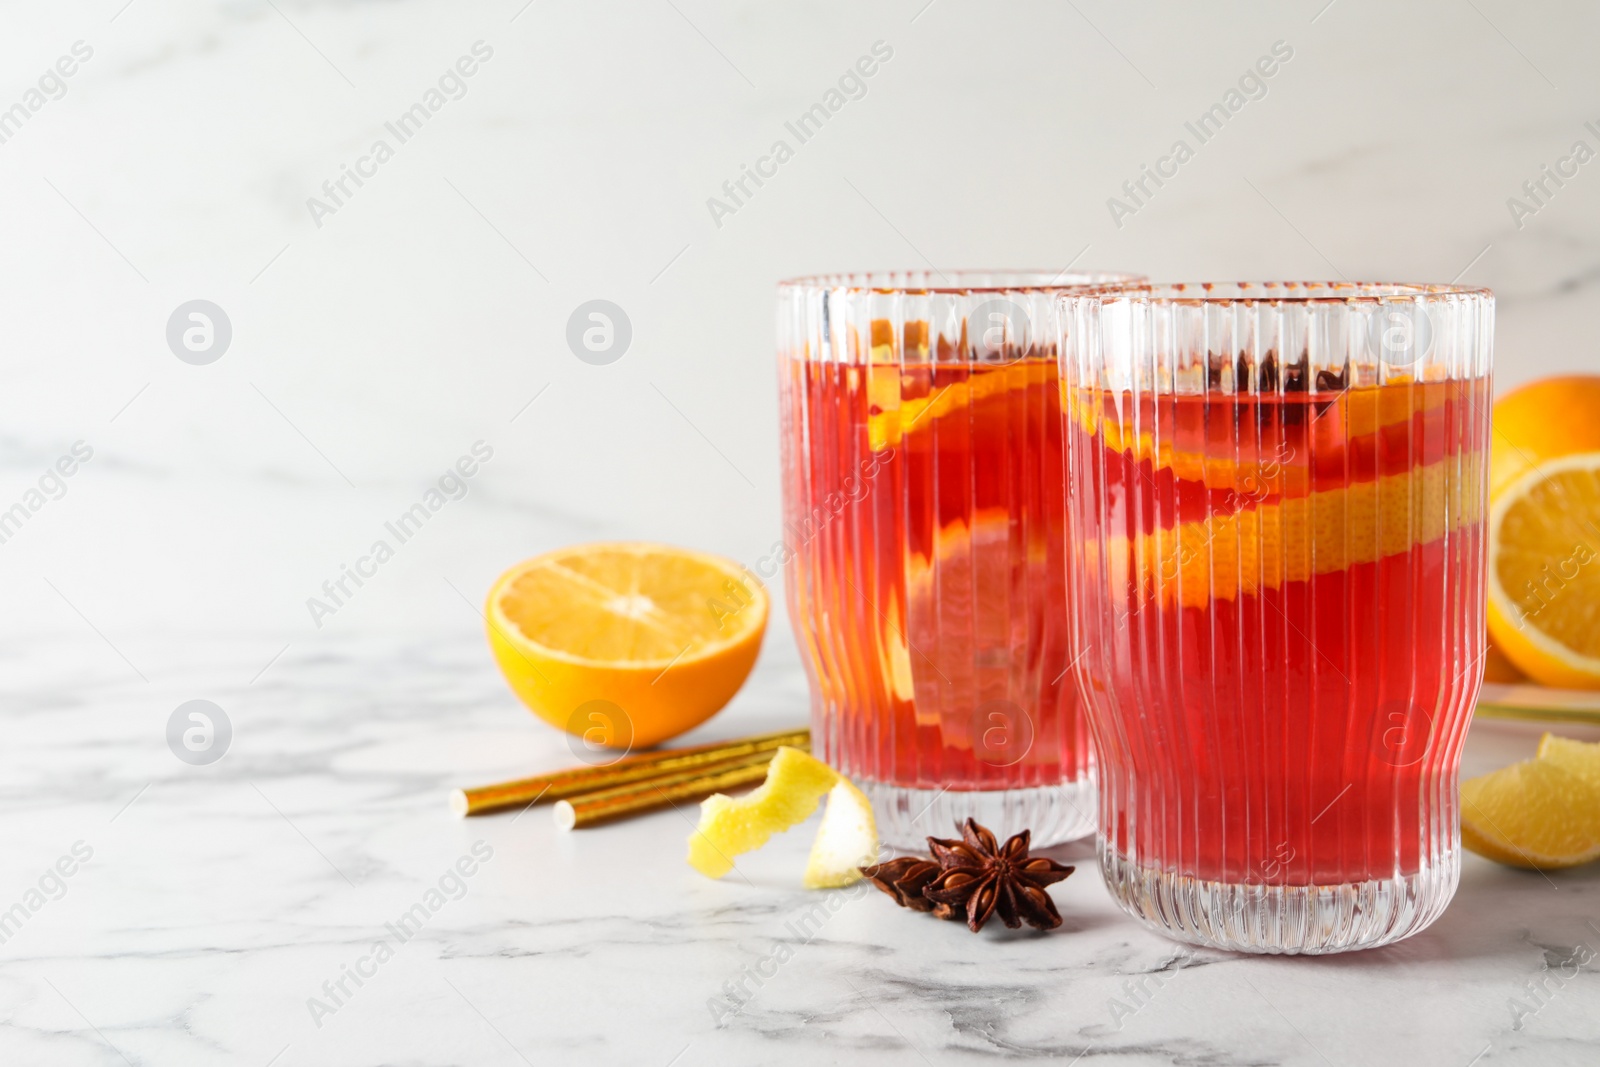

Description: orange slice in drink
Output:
[1070,382,1456,494]
[1486,452,1600,688]
[1109,453,1485,609]
[865,358,1046,452]
[486,543,768,748]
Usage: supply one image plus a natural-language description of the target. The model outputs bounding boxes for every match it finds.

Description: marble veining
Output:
[0,635,1598,1065]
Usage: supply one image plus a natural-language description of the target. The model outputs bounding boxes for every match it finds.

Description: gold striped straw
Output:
[552,754,777,830]
[450,726,807,816]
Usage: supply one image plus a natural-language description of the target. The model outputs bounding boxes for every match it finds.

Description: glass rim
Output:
[1074,280,1493,305]
[778,269,1144,295]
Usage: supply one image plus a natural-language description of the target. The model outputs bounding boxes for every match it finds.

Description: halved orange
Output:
[1490,375,1600,497]
[1481,641,1526,684]
[486,542,767,749]
[1486,452,1600,688]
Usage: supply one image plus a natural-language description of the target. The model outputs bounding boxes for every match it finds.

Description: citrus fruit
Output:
[687,746,838,879]
[1460,748,1600,869]
[1484,452,1600,688]
[1480,641,1526,684]
[1111,454,1483,609]
[1070,381,1454,494]
[485,542,767,749]
[803,779,880,888]
[864,357,1044,452]
[1490,375,1600,497]
[1536,733,1600,791]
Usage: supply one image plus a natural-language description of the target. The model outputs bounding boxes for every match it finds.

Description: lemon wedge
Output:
[803,779,880,888]
[687,746,838,879]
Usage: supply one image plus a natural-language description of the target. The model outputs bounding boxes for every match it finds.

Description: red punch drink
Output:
[1063,283,1493,954]
[779,272,1139,847]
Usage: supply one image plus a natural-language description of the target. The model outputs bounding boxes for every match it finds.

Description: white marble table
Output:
[3,633,1598,1067]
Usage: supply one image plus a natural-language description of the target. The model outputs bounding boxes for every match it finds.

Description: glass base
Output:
[1099,844,1460,955]
[861,779,1096,850]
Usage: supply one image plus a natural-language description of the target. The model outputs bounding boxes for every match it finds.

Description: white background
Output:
[1,0,1596,682]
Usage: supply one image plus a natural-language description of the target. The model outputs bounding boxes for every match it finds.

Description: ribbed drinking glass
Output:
[1061,282,1493,953]
[778,270,1141,848]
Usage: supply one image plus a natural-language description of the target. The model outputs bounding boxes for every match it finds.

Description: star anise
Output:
[923,819,1074,932]
[860,856,951,917]
[860,818,1074,933]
